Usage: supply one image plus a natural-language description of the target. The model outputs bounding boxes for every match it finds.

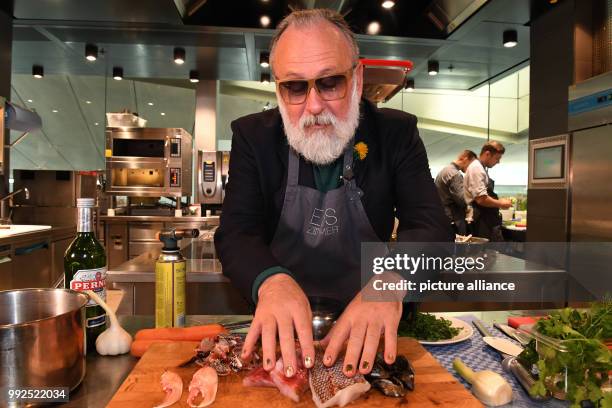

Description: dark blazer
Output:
[214,100,454,303]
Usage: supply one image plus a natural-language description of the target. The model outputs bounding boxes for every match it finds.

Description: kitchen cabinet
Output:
[107,223,128,268]
[0,227,75,289]
[0,244,12,290]
[11,238,51,288]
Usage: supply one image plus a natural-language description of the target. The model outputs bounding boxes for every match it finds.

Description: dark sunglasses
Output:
[276,65,357,105]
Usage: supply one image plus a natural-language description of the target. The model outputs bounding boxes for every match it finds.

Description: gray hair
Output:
[269,9,360,73]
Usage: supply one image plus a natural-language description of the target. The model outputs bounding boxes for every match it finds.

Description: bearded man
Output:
[214,9,452,380]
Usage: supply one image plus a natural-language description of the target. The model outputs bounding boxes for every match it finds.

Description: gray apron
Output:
[269,144,381,306]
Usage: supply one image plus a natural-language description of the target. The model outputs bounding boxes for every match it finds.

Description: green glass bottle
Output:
[64,198,107,354]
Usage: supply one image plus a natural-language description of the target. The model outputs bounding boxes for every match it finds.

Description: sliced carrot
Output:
[134,324,226,342]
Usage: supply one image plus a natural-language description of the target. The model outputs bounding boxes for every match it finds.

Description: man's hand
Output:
[475,195,512,210]
[498,198,512,209]
[241,273,315,376]
[321,292,402,377]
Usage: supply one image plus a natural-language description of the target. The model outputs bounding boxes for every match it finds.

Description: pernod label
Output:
[70,267,107,306]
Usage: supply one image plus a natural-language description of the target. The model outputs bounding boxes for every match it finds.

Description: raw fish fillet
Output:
[153,371,183,408]
[187,366,218,408]
[309,354,371,408]
[269,356,309,402]
[242,366,276,388]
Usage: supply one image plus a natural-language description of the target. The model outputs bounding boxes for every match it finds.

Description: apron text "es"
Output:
[307,207,339,236]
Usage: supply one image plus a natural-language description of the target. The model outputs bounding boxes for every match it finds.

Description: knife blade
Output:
[482,336,524,357]
[495,322,517,338]
[472,319,494,337]
[495,323,531,346]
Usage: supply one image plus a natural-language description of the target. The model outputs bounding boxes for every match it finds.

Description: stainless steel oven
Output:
[197,151,229,205]
[105,128,193,197]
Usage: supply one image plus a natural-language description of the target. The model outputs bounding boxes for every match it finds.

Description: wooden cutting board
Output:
[107,338,482,408]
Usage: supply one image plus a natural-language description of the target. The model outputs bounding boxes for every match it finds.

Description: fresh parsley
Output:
[525,299,612,408]
[398,312,460,341]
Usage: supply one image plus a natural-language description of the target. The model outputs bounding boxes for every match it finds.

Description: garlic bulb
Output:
[86,290,133,355]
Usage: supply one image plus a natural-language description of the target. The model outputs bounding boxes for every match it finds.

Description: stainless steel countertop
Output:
[0,224,75,246]
[107,247,227,283]
[100,215,220,224]
[108,238,224,283]
[65,315,251,408]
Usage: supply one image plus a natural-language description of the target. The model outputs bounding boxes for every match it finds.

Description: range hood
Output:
[4,101,42,133]
[3,100,43,150]
[426,0,488,34]
[361,59,413,103]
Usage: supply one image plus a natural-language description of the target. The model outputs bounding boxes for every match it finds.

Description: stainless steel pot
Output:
[310,297,343,340]
[0,289,88,393]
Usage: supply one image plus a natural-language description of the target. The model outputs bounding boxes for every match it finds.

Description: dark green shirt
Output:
[251,157,343,302]
[313,157,343,193]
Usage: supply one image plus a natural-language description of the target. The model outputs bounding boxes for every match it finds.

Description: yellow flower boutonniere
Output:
[354,142,368,161]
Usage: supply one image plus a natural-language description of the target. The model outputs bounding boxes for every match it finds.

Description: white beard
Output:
[277,76,361,166]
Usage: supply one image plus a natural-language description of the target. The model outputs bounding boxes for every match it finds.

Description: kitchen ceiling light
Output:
[113,67,123,80]
[32,65,44,79]
[27,99,33,103]
[367,21,381,35]
[160,112,166,116]
[148,102,154,106]
[52,109,58,113]
[86,100,92,104]
[174,47,186,65]
[405,79,415,92]
[85,44,98,61]
[189,70,200,83]
[260,15,271,27]
[260,52,270,68]
[503,30,518,48]
[382,1,395,9]
[428,60,439,76]
[261,73,271,84]
[94,122,99,126]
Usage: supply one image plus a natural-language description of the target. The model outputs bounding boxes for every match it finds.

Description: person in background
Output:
[434,150,477,235]
[464,141,512,241]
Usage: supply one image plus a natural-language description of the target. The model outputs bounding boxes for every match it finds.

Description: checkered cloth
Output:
[423,315,568,408]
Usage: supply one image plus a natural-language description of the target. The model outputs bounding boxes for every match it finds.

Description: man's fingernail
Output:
[304,356,313,367]
[265,358,272,367]
[387,353,395,361]
[345,364,354,373]
[361,361,369,370]
[285,365,294,377]
[324,355,332,365]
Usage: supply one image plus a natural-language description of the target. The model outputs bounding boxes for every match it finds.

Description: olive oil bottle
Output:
[64,198,107,354]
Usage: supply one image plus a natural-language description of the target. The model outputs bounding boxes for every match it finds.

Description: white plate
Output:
[504,225,526,231]
[417,316,474,346]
